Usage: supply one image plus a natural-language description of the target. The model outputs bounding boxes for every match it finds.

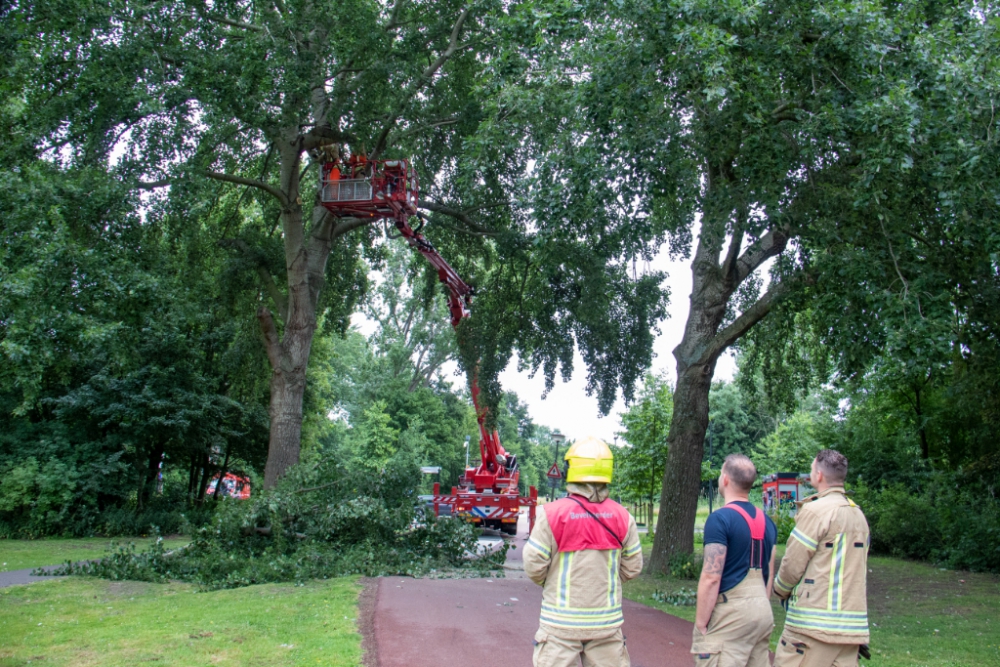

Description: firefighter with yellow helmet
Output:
[523,436,643,667]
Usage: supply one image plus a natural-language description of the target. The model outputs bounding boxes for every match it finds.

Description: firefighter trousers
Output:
[532,628,630,667]
[691,569,774,667]
[773,628,859,667]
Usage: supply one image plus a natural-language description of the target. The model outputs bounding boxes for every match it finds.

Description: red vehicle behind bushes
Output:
[207,472,251,499]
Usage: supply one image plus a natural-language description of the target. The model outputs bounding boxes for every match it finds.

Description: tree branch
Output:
[420,200,499,236]
[734,227,790,285]
[201,13,263,31]
[137,179,172,190]
[331,216,375,240]
[299,126,358,152]
[257,307,285,371]
[206,171,290,209]
[697,276,798,366]
[384,0,405,30]
[369,6,472,161]
[721,212,746,281]
[191,1,264,31]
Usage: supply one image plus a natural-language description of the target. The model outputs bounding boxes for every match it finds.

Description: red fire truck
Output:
[320,156,537,536]
[762,472,812,514]
[206,472,252,500]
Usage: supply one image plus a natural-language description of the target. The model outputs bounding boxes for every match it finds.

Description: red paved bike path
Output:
[366,515,694,667]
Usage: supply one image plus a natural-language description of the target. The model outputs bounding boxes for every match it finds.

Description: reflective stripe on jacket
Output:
[774,486,870,644]
[523,490,643,640]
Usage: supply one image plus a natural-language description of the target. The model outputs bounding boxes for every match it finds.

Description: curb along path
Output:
[365,514,694,667]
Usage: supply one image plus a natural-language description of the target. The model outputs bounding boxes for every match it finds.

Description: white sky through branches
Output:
[353,241,739,444]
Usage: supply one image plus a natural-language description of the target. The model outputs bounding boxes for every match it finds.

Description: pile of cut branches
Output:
[48,458,503,588]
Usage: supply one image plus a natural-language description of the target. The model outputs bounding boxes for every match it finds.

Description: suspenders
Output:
[724,502,766,569]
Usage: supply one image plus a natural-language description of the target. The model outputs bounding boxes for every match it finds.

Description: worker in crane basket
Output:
[524,436,643,667]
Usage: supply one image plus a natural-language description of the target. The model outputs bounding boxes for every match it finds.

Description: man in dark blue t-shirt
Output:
[691,454,777,667]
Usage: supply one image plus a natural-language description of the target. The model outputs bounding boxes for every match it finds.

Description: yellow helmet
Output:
[564,436,614,484]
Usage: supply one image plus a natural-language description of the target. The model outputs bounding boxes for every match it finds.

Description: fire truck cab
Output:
[762,472,812,514]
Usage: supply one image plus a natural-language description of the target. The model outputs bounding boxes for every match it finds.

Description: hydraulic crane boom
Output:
[392,219,508,478]
[319,156,537,534]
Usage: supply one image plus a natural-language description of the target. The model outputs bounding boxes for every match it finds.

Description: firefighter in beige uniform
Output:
[523,437,643,667]
[773,449,870,667]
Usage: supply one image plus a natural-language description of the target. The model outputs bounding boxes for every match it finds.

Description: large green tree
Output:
[5,0,672,488]
[4,0,506,487]
[480,0,999,572]
[614,374,673,528]
[0,161,271,534]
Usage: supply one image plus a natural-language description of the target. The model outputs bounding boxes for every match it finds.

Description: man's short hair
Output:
[815,449,848,483]
[722,453,757,492]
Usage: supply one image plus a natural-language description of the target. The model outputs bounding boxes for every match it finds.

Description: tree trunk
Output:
[197,451,213,503]
[263,362,309,487]
[187,454,198,505]
[647,189,791,573]
[650,361,716,572]
[213,447,231,501]
[914,386,929,460]
[137,445,164,510]
[257,135,336,489]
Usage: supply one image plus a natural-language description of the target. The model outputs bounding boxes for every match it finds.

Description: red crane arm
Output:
[318,157,520,497]
[393,217,507,476]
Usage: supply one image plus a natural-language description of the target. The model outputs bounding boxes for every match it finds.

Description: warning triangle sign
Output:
[547,463,563,479]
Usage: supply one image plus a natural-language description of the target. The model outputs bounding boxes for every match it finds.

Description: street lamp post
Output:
[707,420,715,515]
[550,430,566,501]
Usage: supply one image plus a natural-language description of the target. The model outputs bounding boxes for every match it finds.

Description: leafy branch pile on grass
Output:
[47,458,503,588]
[651,587,697,606]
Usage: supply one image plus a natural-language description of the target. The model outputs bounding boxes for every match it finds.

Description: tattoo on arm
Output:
[703,544,728,576]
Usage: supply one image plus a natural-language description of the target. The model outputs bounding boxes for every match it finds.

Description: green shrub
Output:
[668,552,703,579]
[651,587,697,606]
[855,474,1000,573]
[767,507,797,545]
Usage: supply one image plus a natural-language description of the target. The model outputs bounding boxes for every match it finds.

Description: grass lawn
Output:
[625,540,1000,667]
[0,538,190,573]
[0,576,363,667]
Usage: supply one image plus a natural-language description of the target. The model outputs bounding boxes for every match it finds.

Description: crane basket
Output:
[319,158,419,220]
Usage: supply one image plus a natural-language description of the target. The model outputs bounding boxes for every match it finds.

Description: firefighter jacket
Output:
[523,483,643,640]
[773,486,870,645]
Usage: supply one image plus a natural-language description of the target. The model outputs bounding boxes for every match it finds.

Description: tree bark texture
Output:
[649,178,791,573]
[651,358,717,568]
[259,135,339,488]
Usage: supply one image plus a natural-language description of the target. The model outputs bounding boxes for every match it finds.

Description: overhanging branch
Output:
[206,171,290,209]
[331,216,375,240]
[420,200,499,236]
[734,227,790,285]
[369,6,472,161]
